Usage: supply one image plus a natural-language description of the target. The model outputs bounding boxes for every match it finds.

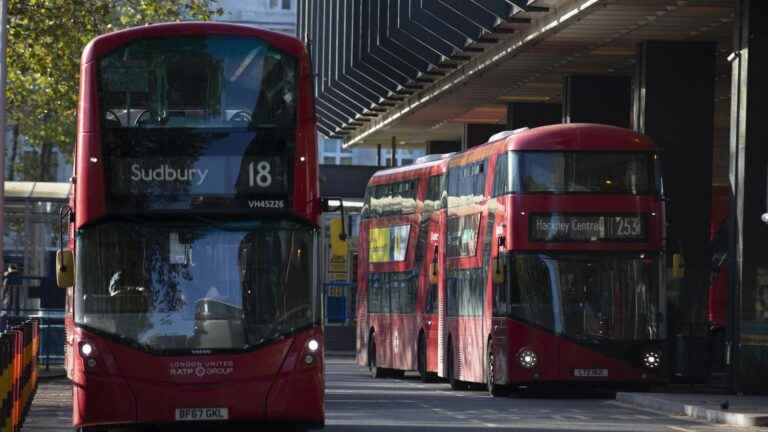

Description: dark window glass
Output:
[368,180,417,217]
[520,152,654,195]
[492,152,520,197]
[447,160,487,206]
[446,214,481,258]
[505,253,662,341]
[425,174,446,212]
[100,36,297,129]
[367,271,417,314]
[282,0,291,9]
[99,37,298,212]
[425,283,438,314]
[446,268,484,317]
[75,220,317,352]
[508,255,554,330]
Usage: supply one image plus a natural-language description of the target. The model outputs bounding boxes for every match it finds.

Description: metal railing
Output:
[1,309,64,370]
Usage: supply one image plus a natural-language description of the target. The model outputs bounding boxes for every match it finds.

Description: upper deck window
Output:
[100,36,297,130]
[362,180,418,218]
[447,160,487,207]
[520,152,655,195]
[492,152,520,197]
[424,174,446,212]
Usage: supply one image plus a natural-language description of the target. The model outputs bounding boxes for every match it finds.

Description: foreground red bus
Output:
[356,156,448,381]
[358,124,667,394]
[58,22,324,430]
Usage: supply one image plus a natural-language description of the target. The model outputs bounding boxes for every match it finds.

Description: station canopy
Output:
[299,0,734,149]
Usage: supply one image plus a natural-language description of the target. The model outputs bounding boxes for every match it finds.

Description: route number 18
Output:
[248,161,272,188]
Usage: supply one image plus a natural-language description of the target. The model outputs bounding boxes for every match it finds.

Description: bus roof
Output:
[81,21,306,64]
[449,123,655,167]
[369,155,449,185]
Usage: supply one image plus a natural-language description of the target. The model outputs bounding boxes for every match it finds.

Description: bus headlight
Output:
[518,348,538,369]
[642,351,661,369]
[80,342,94,357]
[308,339,320,352]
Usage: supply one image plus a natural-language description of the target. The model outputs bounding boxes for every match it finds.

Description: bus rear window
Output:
[520,152,654,195]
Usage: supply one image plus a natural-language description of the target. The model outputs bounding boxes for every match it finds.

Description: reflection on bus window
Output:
[520,152,654,195]
[505,253,661,341]
[100,36,297,129]
[75,220,316,352]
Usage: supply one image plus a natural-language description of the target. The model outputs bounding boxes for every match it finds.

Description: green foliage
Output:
[6,0,222,178]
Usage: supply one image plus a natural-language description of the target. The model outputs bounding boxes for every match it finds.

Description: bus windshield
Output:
[99,36,297,129]
[74,220,317,353]
[503,253,662,341]
[519,152,655,195]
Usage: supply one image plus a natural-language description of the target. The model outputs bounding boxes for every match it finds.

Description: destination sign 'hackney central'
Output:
[107,156,289,210]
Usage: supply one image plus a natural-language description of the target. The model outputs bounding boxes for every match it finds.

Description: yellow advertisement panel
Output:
[369,227,391,263]
[368,225,410,263]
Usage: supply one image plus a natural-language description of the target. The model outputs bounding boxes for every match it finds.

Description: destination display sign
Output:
[530,214,646,242]
[107,155,289,210]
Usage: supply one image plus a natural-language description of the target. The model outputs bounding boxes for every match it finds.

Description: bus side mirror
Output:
[56,249,75,288]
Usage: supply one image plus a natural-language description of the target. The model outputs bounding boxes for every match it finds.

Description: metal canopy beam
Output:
[301,0,542,135]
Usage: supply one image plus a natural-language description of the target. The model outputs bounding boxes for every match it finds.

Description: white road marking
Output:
[667,426,695,432]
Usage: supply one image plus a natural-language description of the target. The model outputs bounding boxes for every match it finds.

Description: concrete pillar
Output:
[427,141,461,155]
[634,41,717,358]
[462,123,506,150]
[507,102,562,130]
[562,75,632,128]
[390,136,396,167]
[729,0,768,394]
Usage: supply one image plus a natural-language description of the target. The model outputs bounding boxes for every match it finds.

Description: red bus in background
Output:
[358,124,667,395]
[446,124,667,394]
[58,22,324,430]
[357,155,449,381]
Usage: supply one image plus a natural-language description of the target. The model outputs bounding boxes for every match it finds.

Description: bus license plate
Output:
[574,368,608,377]
[175,408,229,421]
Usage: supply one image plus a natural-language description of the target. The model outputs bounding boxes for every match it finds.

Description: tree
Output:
[6,0,222,181]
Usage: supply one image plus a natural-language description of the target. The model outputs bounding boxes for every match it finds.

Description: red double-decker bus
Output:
[358,124,667,394]
[356,155,448,381]
[56,22,324,430]
[445,124,666,394]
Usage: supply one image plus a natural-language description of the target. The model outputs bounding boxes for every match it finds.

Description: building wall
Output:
[319,135,425,167]
[214,0,297,36]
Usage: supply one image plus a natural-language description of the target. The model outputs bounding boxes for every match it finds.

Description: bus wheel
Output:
[447,340,465,391]
[487,344,508,397]
[418,334,428,382]
[368,336,387,379]
[418,333,437,382]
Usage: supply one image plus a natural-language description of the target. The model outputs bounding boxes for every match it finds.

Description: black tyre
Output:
[418,334,429,382]
[368,335,388,379]
[487,342,508,397]
[447,340,465,390]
